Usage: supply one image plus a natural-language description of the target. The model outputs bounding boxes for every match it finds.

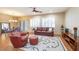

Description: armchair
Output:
[9,32,28,48]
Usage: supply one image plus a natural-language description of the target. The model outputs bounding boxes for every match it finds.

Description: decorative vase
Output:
[73,27,77,39]
[61,25,64,34]
[65,28,69,33]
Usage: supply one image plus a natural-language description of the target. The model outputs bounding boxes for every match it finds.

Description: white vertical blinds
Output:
[30,16,41,27]
[30,15,55,27]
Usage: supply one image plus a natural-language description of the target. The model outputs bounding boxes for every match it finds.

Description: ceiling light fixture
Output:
[9,20,17,22]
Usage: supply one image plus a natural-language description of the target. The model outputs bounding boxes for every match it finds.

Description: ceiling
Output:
[0,7,69,16]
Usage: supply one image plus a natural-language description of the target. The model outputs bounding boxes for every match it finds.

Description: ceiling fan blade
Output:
[32,7,42,13]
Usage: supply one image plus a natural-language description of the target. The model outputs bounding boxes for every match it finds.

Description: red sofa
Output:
[9,32,28,48]
[34,27,54,36]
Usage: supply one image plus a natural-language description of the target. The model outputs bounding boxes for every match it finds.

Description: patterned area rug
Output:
[20,35,65,51]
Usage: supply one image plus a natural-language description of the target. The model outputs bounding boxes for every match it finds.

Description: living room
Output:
[0,7,79,51]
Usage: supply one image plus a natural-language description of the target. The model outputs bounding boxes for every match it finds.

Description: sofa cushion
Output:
[37,31,42,32]
[21,36,27,40]
[48,28,52,32]
[11,32,20,37]
[42,28,46,31]
[37,27,42,31]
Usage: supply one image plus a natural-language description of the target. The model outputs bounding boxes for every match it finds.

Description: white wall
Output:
[65,7,79,36]
[55,13,65,35]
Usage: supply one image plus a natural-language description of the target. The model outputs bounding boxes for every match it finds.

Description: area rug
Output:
[20,35,65,51]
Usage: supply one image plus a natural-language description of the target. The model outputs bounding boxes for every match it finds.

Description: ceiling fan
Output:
[32,7,42,13]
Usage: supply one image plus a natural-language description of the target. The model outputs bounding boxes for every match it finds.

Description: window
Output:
[20,20,29,31]
[42,15,55,27]
[20,21,25,31]
[30,16,41,27]
[30,15,55,27]
[1,23,10,31]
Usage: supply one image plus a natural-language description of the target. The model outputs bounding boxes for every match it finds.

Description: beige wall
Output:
[0,14,11,22]
[55,13,65,35]
[65,7,79,36]
[0,14,19,30]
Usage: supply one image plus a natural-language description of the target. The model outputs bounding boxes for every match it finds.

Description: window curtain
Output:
[20,21,25,31]
[20,20,29,32]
